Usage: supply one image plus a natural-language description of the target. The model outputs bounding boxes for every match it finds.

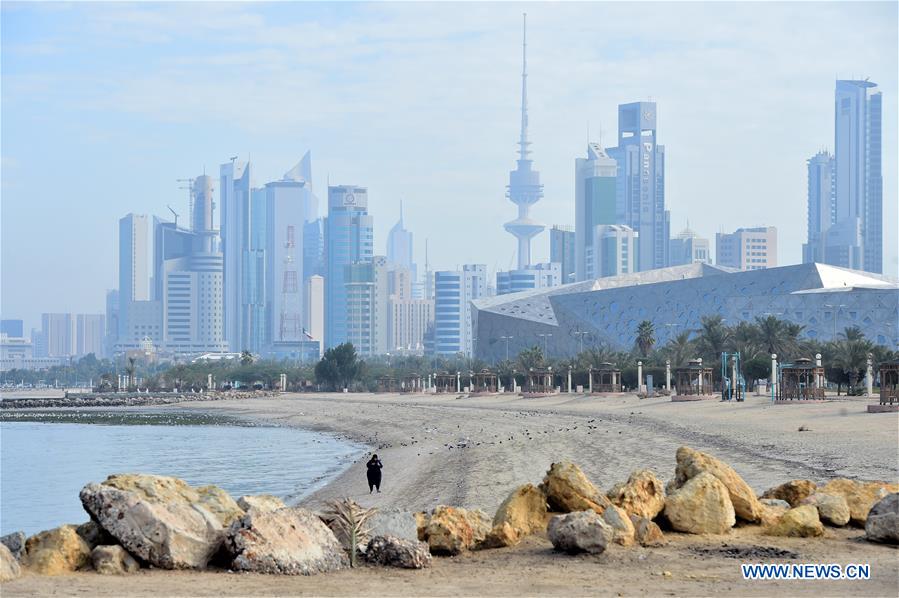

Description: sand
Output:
[3,391,897,596]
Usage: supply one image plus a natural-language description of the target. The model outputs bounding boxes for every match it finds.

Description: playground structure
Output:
[721,352,745,401]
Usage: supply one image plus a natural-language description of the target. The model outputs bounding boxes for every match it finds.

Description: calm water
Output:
[0,411,364,536]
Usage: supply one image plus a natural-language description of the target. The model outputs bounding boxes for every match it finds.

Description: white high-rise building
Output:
[575,143,618,281]
[118,213,150,339]
[592,225,639,278]
[220,158,251,351]
[716,226,778,271]
[41,313,75,357]
[304,275,324,355]
[76,314,105,357]
[433,264,486,356]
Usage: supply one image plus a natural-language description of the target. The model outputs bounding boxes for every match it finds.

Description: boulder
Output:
[540,461,611,515]
[864,493,899,545]
[761,480,817,507]
[0,544,21,582]
[226,507,348,575]
[480,523,520,549]
[91,545,140,575]
[237,495,286,513]
[414,512,430,542]
[820,479,899,526]
[369,508,419,543]
[80,480,225,569]
[602,505,635,546]
[76,521,116,549]
[799,493,850,527]
[365,535,432,569]
[22,524,91,575]
[629,515,665,547]
[492,484,548,536]
[759,503,790,527]
[607,469,666,520]
[673,447,762,522]
[765,505,825,537]
[424,506,491,555]
[0,531,26,561]
[664,471,736,534]
[547,511,612,554]
[760,498,791,510]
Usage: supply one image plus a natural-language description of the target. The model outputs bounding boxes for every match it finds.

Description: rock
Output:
[761,480,817,507]
[365,535,432,568]
[424,506,491,555]
[760,498,791,510]
[22,525,91,575]
[76,521,116,549]
[492,484,548,536]
[237,495,286,513]
[226,507,348,575]
[608,470,666,520]
[547,511,612,554]
[80,480,225,569]
[799,493,850,527]
[480,522,520,549]
[864,493,899,545]
[674,447,762,522]
[91,545,140,575]
[820,479,899,526]
[664,471,736,534]
[369,508,419,543]
[0,544,21,582]
[759,503,789,527]
[540,461,611,515]
[765,505,825,537]
[101,474,244,526]
[629,515,665,547]
[414,512,430,541]
[602,505,635,546]
[0,531,26,561]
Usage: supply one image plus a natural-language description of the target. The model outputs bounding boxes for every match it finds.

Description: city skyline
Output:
[3,2,898,330]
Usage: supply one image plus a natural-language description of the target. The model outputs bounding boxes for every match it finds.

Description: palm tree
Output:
[833,338,872,394]
[695,315,731,373]
[635,321,656,357]
[754,315,803,358]
[125,356,137,389]
[661,331,693,368]
[839,326,865,342]
[517,345,544,371]
[240,350,255,366]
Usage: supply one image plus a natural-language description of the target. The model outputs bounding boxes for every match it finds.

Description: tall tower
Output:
[504,13,544,269]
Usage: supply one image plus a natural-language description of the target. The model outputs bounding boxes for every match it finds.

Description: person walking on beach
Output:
[366,454,383,493]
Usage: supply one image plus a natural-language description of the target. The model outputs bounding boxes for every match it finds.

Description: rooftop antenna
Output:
[175,178,195,228]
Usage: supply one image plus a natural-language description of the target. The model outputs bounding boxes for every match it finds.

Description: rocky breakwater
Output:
[0,389,278,410]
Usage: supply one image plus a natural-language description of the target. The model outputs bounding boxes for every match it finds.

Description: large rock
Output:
[820,479,899,526]
[91,545,140,575]
[864,493,899,545]
[76,521,116,549]
[602,505,635,546]
[492,484,548,536]
[415,512,430,541]
[540,461,611,515]
[365,535,432,569]
[674,447,762,522]
[547,511,612,554]
[664,471,736,534]
[607,469,666,520]
[0,531,26,561]
[424,506,491,555]
[480,523,520,549]
[22,524,91,575]
[799,493,850,527]
[237,495,286,513]
[0,544,21,582]
[629,515,665,547]
[369,508,419,543]
[80,479,226,569]
[101,474,244,526]
[765,505,825,538]
[761,480,817,507]
[226,507,348,575]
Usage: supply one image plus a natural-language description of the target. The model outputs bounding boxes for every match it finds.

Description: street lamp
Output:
[500,335,514,361]
[823,303,847,342]
[574,331,589,355]
[537,333,553,356]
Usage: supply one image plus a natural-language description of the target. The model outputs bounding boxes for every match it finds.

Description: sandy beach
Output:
[3,391,898,596]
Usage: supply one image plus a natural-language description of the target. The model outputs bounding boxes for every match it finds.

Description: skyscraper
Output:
[41,313,75,357]
[592,225,639,277]
[607,102,668,271]
[118,213,150,339]
[504,14,544,269]
[669,226,711,266]
[325,185,373,348]
[716,226,777,271]
[802,151,835,264]
[575,143,618,280]
[433,264,486,356]
[304,274,324,354]
[0,320,23,338]
[549,225,575,284]
[76,314,105,357]
[220,158,252,351]
[387,202,416,276]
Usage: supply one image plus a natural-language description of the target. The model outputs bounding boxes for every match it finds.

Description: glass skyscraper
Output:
[574,143,618,281]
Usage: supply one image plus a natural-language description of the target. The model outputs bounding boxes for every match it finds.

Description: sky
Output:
[2,1,897,333]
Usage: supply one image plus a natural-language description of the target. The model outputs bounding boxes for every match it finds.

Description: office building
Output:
[303,218,325,279]
[549,225,575,284]
[343,256,388,357]
[325,185,373,348]
[304,275,324,355]
[76,314,105,357]
[433,264,486,356]
[607,102,669,271]
[41,313,75,357]
[802,151,835,264]
[387,202,416,276]
[220,158,252,351]
[504,15,545,269]
[593,225,639,277]
[716,226,777,271]
[669,226,711,266]
[496,263,561,295]
[1,320,23,338]
[118,213,150,340]
[575,143,618,280]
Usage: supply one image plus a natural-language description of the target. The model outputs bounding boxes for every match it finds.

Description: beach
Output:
[3,391,898,596]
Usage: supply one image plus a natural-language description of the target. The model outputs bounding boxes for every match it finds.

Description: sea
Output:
[0,410,364,536]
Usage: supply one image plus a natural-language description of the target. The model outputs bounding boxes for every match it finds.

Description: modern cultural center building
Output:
[472,262,899,361]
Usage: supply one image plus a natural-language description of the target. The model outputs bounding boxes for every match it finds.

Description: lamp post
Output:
[456,371,461,393]
[500,335,514,361]
[665,360,671,392]
[567,365,572,393]
[770,353,777,401]
[824,303,847,342]
[866,353,873,397]
[815,353,823,390]
[537,333,552,356]
[574,331,588,355]
[637,360,643,393]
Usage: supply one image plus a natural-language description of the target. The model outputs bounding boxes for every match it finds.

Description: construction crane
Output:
[167,204,180,228]
[176,178,195,229]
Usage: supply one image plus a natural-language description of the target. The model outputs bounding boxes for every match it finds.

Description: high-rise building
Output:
[802,151,835,264]
[104,290,119,357]
[118,213,150,339]
[343,256,388,357]
[832,80,882,273]
[387,202,416,276]
[76,314,105,357]
[549,225,575,284]
[592,225,639,277]
[220,158,252,351]
[325,185,373,348]
[303,218,325,279]
[41,313,75,357]
[575,143,618,280]
[607,102,668,271]
[0,320,23,338]
[433,264,486,356]
[503,14,545,269]
[304,274,324,355]
[716,226,777,271]
[496,263,561,295]
[669,226,711,266]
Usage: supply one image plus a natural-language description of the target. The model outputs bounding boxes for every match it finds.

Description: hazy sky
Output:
[2,1,897,332]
